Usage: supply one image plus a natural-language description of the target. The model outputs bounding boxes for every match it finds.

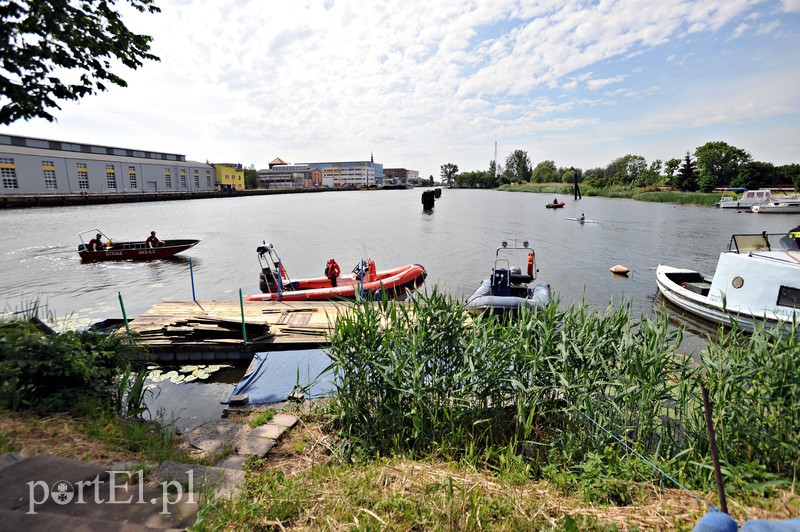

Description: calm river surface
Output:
[1,189,795,427]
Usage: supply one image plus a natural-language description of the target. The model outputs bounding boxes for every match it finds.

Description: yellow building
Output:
[214,163,245,191]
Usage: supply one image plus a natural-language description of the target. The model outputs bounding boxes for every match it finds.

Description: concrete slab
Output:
[272,413,299,428]
[215,455,250,471]
[250,423,287,441]
[181,419,243,456]
[0,456,198,530]
[237,435,276,458]
[0,455,107,511]
[154,462,243,500]
[0,453,25,473]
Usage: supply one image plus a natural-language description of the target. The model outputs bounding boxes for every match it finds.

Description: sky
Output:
[2,0,800,179]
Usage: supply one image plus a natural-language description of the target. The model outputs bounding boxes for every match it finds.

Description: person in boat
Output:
[87,233,104,251]
[579,213,585,222]
[146,230,164,248]
[325,258,341,287]
[553,198,558,205]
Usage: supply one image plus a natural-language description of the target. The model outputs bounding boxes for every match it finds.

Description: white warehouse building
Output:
[0,134,215,195]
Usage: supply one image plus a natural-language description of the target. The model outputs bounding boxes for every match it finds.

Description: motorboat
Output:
[77,229,199,262]
[751,198,800,214]
[245,242,427,302]
[716,189,774,209]
[545,201,565,209]
[656,230,800,334]
[464,240,552,315]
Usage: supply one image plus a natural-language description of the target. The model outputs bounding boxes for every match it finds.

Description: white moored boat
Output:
[716,189,774,209]
[751,198,800,214]
[656,230,800,334]
[465,240,552,315]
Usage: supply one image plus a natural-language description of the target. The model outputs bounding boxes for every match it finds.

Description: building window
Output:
[42,160,57,189]
[77,162,89,189]
[129,166,137,189]
[206,171,211,188]
[180,169,186,190]
[106,164,117,189]
[194,170,199,189]
[165,170,172,189]
[1,157,18,189]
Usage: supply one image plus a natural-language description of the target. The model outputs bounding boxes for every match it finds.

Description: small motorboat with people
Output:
[77,229,199,262]
[464,240,552,315]
[545,199,565,209]
[655,228,800,335]
[245,242,427,302]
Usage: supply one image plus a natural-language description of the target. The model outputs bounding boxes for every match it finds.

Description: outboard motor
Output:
[492,268,511,297]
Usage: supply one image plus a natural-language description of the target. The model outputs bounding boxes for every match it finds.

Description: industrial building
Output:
[259,157,383,189]
[257,158,323,189]
[0,134,215,195]
[384,168,420,187]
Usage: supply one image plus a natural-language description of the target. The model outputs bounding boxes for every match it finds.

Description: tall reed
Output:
[326,291,799,491]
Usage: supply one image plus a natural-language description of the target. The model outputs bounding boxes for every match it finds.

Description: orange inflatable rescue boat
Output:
[245,242,427,302]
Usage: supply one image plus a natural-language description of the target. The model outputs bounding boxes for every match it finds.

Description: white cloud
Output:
[586,75,627,90]
[2,0,798,175]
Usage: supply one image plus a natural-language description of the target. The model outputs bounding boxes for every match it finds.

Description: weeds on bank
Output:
[325,291,799,496]
[499,182,723,205]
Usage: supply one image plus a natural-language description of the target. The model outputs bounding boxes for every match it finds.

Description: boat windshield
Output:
[729,232,800,253]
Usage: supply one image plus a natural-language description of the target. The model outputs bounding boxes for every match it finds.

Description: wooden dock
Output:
[124,299,353,362]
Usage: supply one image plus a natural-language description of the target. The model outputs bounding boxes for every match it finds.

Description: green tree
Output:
[645,159,663,186]
[1,0,161,124]
[664,158,681,187]
[531,160,558,183]
[676,151,698,191]
[604,154,647,186]
[244,165,259,189]
[583,167,606,188]
[733,161,779,190]
[440,163,458,186]
[780,164,800,191]
[504,150,532,182]
[694,141,751,192]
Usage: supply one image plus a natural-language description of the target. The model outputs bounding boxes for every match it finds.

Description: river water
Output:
[1,189,795,428]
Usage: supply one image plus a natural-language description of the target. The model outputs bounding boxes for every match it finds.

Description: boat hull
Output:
[465,279,551,315]
[78,239,200,261]
[545,202,565,209]
[751,202,800,214]
[655,263,799,335]
[245,264,427,301]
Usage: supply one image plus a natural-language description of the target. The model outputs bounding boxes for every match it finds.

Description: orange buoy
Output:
[610,264,630,275]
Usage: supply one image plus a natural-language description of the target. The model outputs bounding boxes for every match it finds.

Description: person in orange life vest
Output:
[325,259,340,287]
[88,233,104,251]
[367,259,377,282]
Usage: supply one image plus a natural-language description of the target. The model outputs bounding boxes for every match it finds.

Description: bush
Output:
[0,318,148,414]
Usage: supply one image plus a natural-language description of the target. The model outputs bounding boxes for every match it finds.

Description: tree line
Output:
[442,141,800,192]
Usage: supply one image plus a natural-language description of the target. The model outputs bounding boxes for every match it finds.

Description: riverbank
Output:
[2,406,797,530]
[0,186,338,209]
[498,182,727,206]
[2,296,799,528]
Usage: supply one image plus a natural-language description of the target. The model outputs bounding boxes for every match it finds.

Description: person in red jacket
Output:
[325,259,340,287]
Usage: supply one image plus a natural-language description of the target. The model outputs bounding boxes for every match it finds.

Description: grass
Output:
[249,408,276,428]
[499,182,725,206]
[193,412,800,530]
[323,291,799,495]
[3,295,798,529]
[0,410,189,466]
